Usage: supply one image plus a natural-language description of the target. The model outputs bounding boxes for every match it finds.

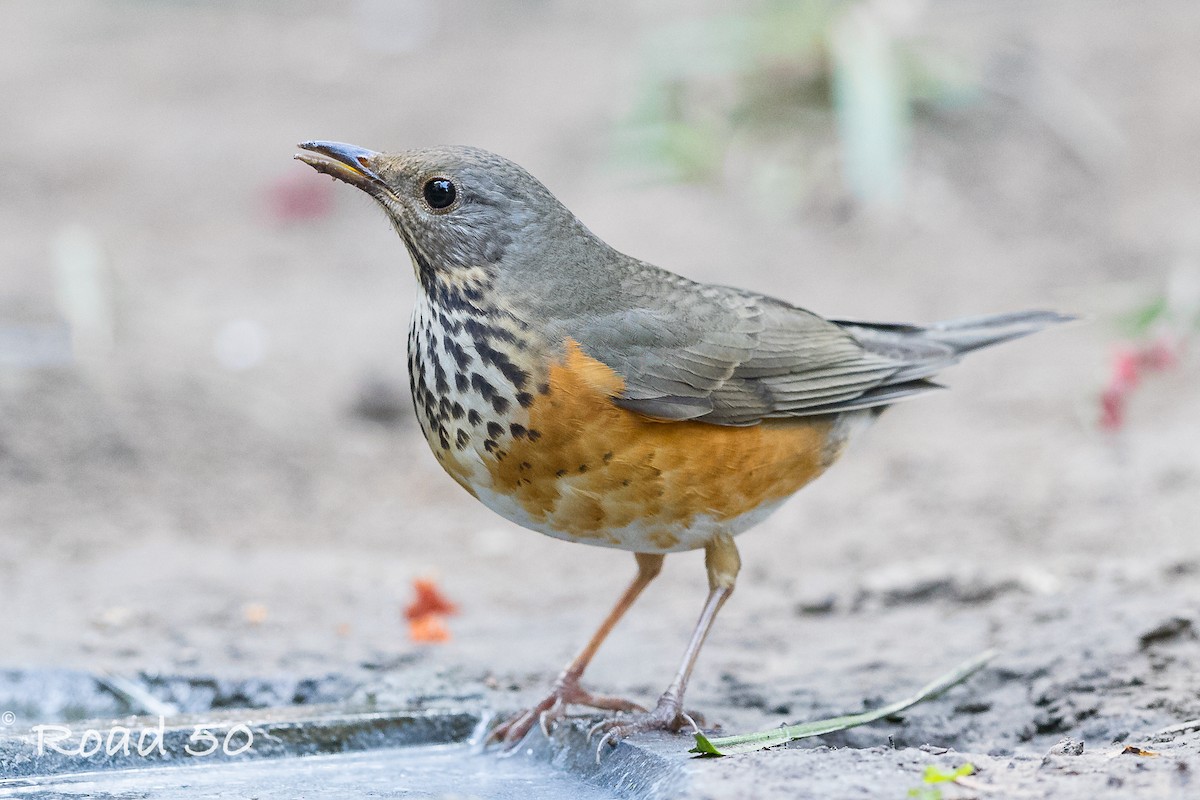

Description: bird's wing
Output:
[562,276,956,426]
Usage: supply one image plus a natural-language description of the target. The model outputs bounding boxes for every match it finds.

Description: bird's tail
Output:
[835,309,1073,357]
[831,309,1074,390]
[922,310,1076,354]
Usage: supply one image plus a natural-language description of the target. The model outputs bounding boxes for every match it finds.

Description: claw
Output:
[484,719,513,753]
[537,697,564,739]
[595,729,620,763]
[484,722,506,746]
[586,717,610,743]
[582,695,704,756]
[486,677,646,752]
[486,710,530,749]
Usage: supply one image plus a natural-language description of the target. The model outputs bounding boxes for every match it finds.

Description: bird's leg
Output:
[488,552,665,747]
[591,533,741,755]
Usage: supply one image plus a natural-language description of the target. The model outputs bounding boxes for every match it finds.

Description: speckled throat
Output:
[405,261,548,494]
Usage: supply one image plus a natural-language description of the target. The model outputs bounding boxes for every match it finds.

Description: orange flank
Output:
[488,339,836,548]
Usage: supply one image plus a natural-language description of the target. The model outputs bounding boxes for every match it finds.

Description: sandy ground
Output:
[2,1,1200,797]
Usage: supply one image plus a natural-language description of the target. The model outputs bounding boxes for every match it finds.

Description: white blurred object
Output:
[355,0,437,54]
[829,0,914,209]
[52,224,113,362]
[213,319,268,371]
[1166,257,1200,330]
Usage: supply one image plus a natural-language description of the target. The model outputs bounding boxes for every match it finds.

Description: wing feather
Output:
[553,265,1056,426]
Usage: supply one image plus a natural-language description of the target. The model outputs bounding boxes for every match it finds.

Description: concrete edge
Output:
[0,706,694,799]
[0,705,476,781]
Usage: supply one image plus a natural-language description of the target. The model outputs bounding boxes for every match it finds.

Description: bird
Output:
[295,140,1069,752]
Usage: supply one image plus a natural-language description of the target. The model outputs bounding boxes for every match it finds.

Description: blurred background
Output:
[1,0,1198,718]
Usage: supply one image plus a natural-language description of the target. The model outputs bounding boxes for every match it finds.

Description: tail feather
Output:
[834,310,1073,359]
[925,310,1075,354]
[832,310,1073,389]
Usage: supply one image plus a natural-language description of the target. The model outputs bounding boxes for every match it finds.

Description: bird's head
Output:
[295,141,584,287]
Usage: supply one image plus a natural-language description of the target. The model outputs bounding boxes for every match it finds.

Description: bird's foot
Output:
[487,675,645,749]
[588,692,703,762]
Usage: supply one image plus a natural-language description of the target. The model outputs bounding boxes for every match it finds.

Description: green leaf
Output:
[922,762,975,783]
[689,650,996,757]
[907,788,942,800]
[1119,296,1168,336]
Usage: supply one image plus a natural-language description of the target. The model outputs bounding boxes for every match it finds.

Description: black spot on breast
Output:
[486,421,504,440]
[602,451,613,464]
[468,368,514,416]
[437,310,463,335]
[578,464,588,473]
[496,357,529,391]
[465,317,518,346]
[510,423,527,439]
[444,337,472,371]
[483,439,499,453]
[516,392,533,408]
[434,361,449,396]
[468,409,482,426]
[555,469,567,478]
[431,279,488,317]
[456,429,470,449]
[537,383,551,395]
[470,373,498,402]
[451,402,465,420]
[527,429,542,442]
[455,373,470,392]
[476,340,529,390]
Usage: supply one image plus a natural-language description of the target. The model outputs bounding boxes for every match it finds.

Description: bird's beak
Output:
[294,141,383,190]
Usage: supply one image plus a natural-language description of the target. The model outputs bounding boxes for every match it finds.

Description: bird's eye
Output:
[422,178,457,210]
